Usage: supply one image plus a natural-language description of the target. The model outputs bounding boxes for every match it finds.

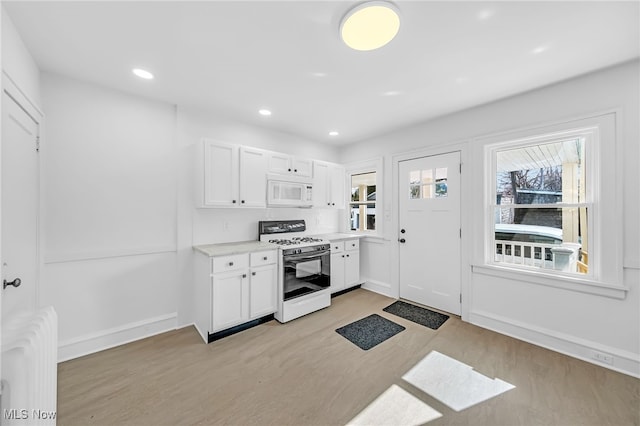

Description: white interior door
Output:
[1,90,40,324]
[398,151,461,315]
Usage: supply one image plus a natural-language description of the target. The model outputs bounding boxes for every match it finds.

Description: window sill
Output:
[471,264,628,299]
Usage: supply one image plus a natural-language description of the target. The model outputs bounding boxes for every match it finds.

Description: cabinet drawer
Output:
[330,241,344,253]
[250,250,277,266]
[212,254,249,273]
[345,239,359,251]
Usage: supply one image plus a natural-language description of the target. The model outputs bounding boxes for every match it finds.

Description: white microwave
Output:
[267,175,313,207]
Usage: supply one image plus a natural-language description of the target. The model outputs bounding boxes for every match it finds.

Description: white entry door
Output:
[1,91,40,324]
[398,151,461,315]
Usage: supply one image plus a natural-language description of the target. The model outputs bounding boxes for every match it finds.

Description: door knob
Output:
[400,229,406,234]
[398,238,406,243]
[3,278,21,289]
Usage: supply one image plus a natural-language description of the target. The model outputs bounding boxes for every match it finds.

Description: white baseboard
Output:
[469,310,640,378]
[361,278,396,299]
[58,313,178,362]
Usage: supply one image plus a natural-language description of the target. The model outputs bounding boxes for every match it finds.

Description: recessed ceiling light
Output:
[311,72,327,78]
[382,90,402,96]
[340,1,400,51]
[477,9,495,21]
[329,131,339,137]
[132,68,154,80]
[531,45,549,54]
[258,109,272,116]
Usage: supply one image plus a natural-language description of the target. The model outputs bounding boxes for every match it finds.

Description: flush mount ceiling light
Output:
[340,1,400,51]
[132,68,154,80]
[258,109,272,116]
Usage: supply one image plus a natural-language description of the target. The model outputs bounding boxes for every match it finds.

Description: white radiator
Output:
[1,306,58,426]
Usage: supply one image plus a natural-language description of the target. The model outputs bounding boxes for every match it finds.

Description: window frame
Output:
[475,113,626,299]
[488,131,594,279]
[345,158,383,236]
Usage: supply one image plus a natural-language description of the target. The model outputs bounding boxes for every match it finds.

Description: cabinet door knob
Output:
[327,203,331,206]
[242,274,247,278]
[263,256,268,260]
[252,272,256,276]
[294,169,298,172]
[342,255,345,258]
[331,203,335,206]
[346,254,350,257]
[288,168,292,172]
[241,200,245,204]
[229,261,234,266]
[232,200,237,204]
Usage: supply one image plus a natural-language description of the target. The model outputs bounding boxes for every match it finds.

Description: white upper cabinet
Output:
[268,152,313,177]
[313,160,345,209]
[199,139,267,208]
[313,161,329,207]
[329,164,346,209]
[239,147,268,207]
[202,141,239,207]
[198,139,347,209]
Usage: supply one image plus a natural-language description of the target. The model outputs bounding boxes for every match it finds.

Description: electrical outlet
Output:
[591,351,614,365]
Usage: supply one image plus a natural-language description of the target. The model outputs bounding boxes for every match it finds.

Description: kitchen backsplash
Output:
[192,207,342,246]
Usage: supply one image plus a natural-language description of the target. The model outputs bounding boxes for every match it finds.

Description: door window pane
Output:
[409,168,448,199]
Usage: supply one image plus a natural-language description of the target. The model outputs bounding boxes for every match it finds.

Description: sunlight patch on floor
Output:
[402,350,515,412]
[346,384,442,426]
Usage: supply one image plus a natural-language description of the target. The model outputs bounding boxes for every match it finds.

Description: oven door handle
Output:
[285,251,330,261]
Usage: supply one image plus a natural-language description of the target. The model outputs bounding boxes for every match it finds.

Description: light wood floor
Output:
[57,289,639,426]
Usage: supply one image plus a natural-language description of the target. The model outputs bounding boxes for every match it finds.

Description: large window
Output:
[492,137,589,275]
[480,113,624,297]
[350,172,376,232]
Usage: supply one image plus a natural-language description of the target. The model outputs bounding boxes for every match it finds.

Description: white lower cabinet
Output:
[330,252,346,293]
[249,264,277,318]
[329,239,361,294]
[195,249,277,342]
[212,270,248,331]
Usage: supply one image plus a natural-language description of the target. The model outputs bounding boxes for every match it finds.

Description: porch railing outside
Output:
[495,240,560,270]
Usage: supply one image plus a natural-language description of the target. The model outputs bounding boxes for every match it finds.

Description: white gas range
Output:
[258,220,331,323]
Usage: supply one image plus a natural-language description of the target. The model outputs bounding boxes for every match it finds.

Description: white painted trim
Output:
[57,313,178,362]
[477,112,624,290]
[472,264,628,299]
[2,70,44,121]
[469,310,640,378]
[344,157,384,236]
[361,279,395,298]
[44,245,177,264]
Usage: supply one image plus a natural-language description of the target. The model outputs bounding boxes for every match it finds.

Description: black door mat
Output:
[383,300,449,330]
[335,314,405,350]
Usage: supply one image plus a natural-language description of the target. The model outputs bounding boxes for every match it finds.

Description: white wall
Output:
[340,60,640,377]
[29,73,342,359]
[175,107,342,328]
[40,73,179,360]
[1,7,41,108]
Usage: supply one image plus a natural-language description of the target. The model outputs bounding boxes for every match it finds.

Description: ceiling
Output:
[4,1,639,146]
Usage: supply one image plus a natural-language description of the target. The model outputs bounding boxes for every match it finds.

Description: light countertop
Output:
[193,241,278,257]
[313,233,363,241]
